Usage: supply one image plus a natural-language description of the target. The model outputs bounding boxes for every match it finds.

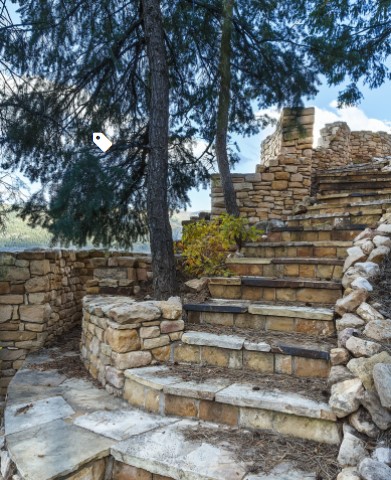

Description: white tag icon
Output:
[92,132,113,152]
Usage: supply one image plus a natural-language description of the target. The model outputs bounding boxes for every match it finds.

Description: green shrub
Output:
[180,214,263,277]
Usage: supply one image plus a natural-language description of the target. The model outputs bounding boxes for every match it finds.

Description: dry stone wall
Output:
[328,203,391,478]
[81,296,184,397]
[0,249,152,398]
[211,107,391,222]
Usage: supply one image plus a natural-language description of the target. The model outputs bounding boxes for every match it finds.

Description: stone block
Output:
[173,344,200,363]
[294,357,329,378]
[112,351,152,370]
[159,297,182,320]
[199,400,239,426]
[105,327,141,353]
[201,346,242,369]
[4,267,30,282]
[25,276,50,293]
[19,304,51,323]
[123,379,146,408]
[112,463,152,480]
[30,260,51,276]
[160,320,184,334]
[0,305,13,322]
[67,459,106,480]
[106,366,125,389]
[243,351,273,373]
[0,294,23,304]
[164,394,198,418]
[140,326,160,339]
[143,335,170,350]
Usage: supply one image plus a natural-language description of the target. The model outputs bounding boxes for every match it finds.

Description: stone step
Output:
[208,276,342,304]
[316,189,391,206]
[316,178,391,194]
[286,211,381,229]
[316,170,391,180]
[226,257,343,281]
[184,300,335,336]
[266,226,362,243]
[123,365,340,445]
[307,199,391,216]
[171,328,332,378]
[242,240,352,260]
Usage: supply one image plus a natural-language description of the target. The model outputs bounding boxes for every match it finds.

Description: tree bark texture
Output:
[142,0,177,299]
[215,0,240,217]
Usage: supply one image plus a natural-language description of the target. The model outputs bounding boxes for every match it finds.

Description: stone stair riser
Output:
[316,191,391,206]
[228,262,343,281]
[241,245,348,259]
[268,229,360,242]
[187,310,335,335]
[317,181,391,194]
[287,213,381,228]
[172,344,330,378]
[123,379,339,445]
[208,284,341,304]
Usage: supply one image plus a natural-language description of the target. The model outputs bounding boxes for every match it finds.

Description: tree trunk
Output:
[142,0,177,299]
[215,0,239,217]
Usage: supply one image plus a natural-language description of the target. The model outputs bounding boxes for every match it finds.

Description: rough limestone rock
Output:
[185,278,209,292]
[360,240,375,255]
[344,246,367,271]
[339,328,361,348]
[338,432,368,467]
[373,363,391,409]
[359,458,391,480]
[350,277,373,292]
[159,297,182,320]
[335,290,369,316]
[330,348,351,366]
[329,378,364,418]
[342,262,380,289]
[345,336,383,358]
[355,228,375,242]
[347,352,391,391]
[328,366,355,386]
[373,235,391,248]
[108,302,161,324]
[359,390,391,430]
[373,447,391,466]
[377,223,391,234]
[364,319,391,342]
[349,408,380,438]
[337,467,361,480]
[336,314,365,332]
[367,245,390,264]
[356,303,384,322]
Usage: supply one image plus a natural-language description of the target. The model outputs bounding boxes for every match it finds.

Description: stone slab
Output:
[6,419,113,480]
[244,461,316,479]
[183,303,248,314]
[248,304,334,321]
[182,332,244,350]
[5,395,75,435]
[163,378,232,401]
[124,365,180,390]
[74,409,177,441]
[111,420,249,480]
[243,341,271,352]
[215,383,336,421]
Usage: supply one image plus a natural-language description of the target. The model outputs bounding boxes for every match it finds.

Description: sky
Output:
[4,2,391,213]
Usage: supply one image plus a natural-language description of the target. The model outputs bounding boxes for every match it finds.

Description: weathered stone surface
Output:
[329,378,364,418]
[185,278,209,292]
[351,277,373,292]
[339,328,361,348]
[373,363,391,409]
[364,319,391,342]
[373,235,391,248]
[330,348,351,366]
[360,240,375,256]
[66,459,106,480]
[343,246,366,271]
[359,390,391,430]
[112,351,152,370]
[0,305,13,322]
[359,458,391,480]
[5,267,30,282]
[335,290,368,316]
[336,314,365,332]
[139,326,160,339]
[30,260,51,276]
[143,336,170,350]
[109,302,161,324]
[19,304,51,324]
[243,341,271,352]
[367,245,390,264]
[356,303,384,322]
[105,366,125,389]
[342,262,380,289]
[246,461,317,479]
[160,320,184,334]
[182,331,244,350]
[337,432,368,467]
[328,366,355,386]
[159,297,182,320]
[347,352,391,391]
[346,336,383,357]
[105,327,140,353]
[372,447,391,465]
[349,408,380,438]
[336,467,361,480]
[25,276,50,293]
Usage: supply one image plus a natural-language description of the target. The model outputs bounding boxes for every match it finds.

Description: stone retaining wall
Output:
[0,250,152,398]
[81,296,184,397]
[211,107,391,222]
[328,214,391,479]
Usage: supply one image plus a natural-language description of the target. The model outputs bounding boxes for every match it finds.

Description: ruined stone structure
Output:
[211,107,391,221]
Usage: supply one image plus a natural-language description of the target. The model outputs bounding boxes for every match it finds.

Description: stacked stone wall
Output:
[0,249,152,397]
[81,296,184,397]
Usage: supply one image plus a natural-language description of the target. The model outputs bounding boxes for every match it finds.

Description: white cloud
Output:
[313,103,391,146]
